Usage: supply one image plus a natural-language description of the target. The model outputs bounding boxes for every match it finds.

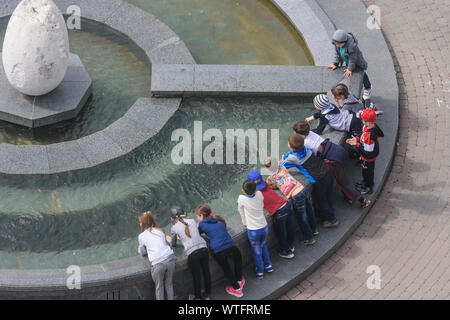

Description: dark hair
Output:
[293,121,310,136]
[243,180,257,195]
[331,83,349,98]
[288,133,304,151]
[171,206,191,238]
[195,204,227,228]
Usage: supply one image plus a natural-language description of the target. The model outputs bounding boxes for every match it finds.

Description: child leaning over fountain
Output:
[168,206,211,300]
[196,204,244,298]
[238,180,273,280]
[262,160,318,245]
[305,94,363,137]
[138,211,176,300]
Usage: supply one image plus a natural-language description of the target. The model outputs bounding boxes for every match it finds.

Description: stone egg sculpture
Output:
[2,0,69,96]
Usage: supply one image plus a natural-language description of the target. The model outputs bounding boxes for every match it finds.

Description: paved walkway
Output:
[281,0,450,300]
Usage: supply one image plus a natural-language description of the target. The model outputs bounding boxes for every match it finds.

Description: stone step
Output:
[151,64,364,98]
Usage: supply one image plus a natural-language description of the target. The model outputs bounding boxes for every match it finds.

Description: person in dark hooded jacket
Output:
[196,204,244,298]
[346,109,384,195]
[327,29,372,104]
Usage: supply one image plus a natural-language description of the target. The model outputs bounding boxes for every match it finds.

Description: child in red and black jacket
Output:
[346,109,384,195]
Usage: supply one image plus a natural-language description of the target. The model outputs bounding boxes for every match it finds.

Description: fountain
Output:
[0,0,92,128]
[0,0,375,300]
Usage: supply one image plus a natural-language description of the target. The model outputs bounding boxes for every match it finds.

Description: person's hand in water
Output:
[305,116,315,123]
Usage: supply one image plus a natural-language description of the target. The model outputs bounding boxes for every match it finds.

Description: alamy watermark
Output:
[366,5,381,30]
[66,265,81,290]
[366,265,381,290]
[66,5,81,30]
[171,121,280,172]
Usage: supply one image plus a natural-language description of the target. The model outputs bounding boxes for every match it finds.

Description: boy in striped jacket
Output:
[346,109,384,195]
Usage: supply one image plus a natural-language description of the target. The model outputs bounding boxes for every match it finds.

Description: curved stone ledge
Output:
[269,0,336,66]
[0,0,195,175]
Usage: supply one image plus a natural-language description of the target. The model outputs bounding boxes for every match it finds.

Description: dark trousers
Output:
[213,246,242,290]
[312,173,336,222]
[350,114,363,137]
[362,160,375,188]
[188,247,212,299]
[363,72,372,90]
[272,203,295,252]
[326,160,362,203]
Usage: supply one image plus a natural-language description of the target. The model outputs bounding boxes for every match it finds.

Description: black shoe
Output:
[355,181,365,188]
[359,186,374,195]
[322,219,339,228]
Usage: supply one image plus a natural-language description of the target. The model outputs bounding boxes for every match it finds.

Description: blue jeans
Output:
[363,72,372,90]
[313,173,336,223]
[272,202,295,252]
[247,226,272,275]
[291,188,317,241]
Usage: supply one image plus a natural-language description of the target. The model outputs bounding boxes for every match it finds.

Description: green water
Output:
[127,0,314,65]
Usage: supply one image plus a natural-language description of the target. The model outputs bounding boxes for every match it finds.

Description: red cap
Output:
[361,108,377,122]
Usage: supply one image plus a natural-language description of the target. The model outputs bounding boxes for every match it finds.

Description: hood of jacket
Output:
[366,124,385,138]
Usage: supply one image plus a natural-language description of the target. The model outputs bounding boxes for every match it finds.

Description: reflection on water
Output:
[127,0,314,65]
[0,19,150,145]
[0,97,315,267]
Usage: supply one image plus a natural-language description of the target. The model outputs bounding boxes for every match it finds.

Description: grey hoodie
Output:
[341,93,364,115]
[170,219,207,256]
[333,32,368,72]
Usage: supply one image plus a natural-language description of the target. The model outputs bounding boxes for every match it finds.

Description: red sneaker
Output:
[238,276,245,289]
[225,286,243,298]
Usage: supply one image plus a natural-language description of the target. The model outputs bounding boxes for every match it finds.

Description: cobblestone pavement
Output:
[281,0,450,300]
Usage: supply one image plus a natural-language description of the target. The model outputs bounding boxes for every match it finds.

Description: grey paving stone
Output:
[322,68,346,91]
[2,144,50,175]
[193,65,239,95]
[236,65,281,95]
[102,116,151,154]
[46,140,91,173]
[146,40,196,65]
[339,70,365,99]
[33,81,92,127]
[124,97,180,133]
[278,66,323,95]
[105,2,175,54]
[151,64,195,95]
[54,0,123,23]
[77,132,124,167]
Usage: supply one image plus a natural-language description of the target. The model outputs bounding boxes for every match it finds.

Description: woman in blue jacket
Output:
[195,204,244,298]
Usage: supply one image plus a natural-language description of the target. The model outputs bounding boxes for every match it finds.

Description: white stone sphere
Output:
[2,0,70,96]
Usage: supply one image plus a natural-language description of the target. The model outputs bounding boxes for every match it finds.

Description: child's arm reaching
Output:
[310,113,329,135]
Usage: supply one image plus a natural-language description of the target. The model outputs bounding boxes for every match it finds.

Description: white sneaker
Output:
[363,88,372,101]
